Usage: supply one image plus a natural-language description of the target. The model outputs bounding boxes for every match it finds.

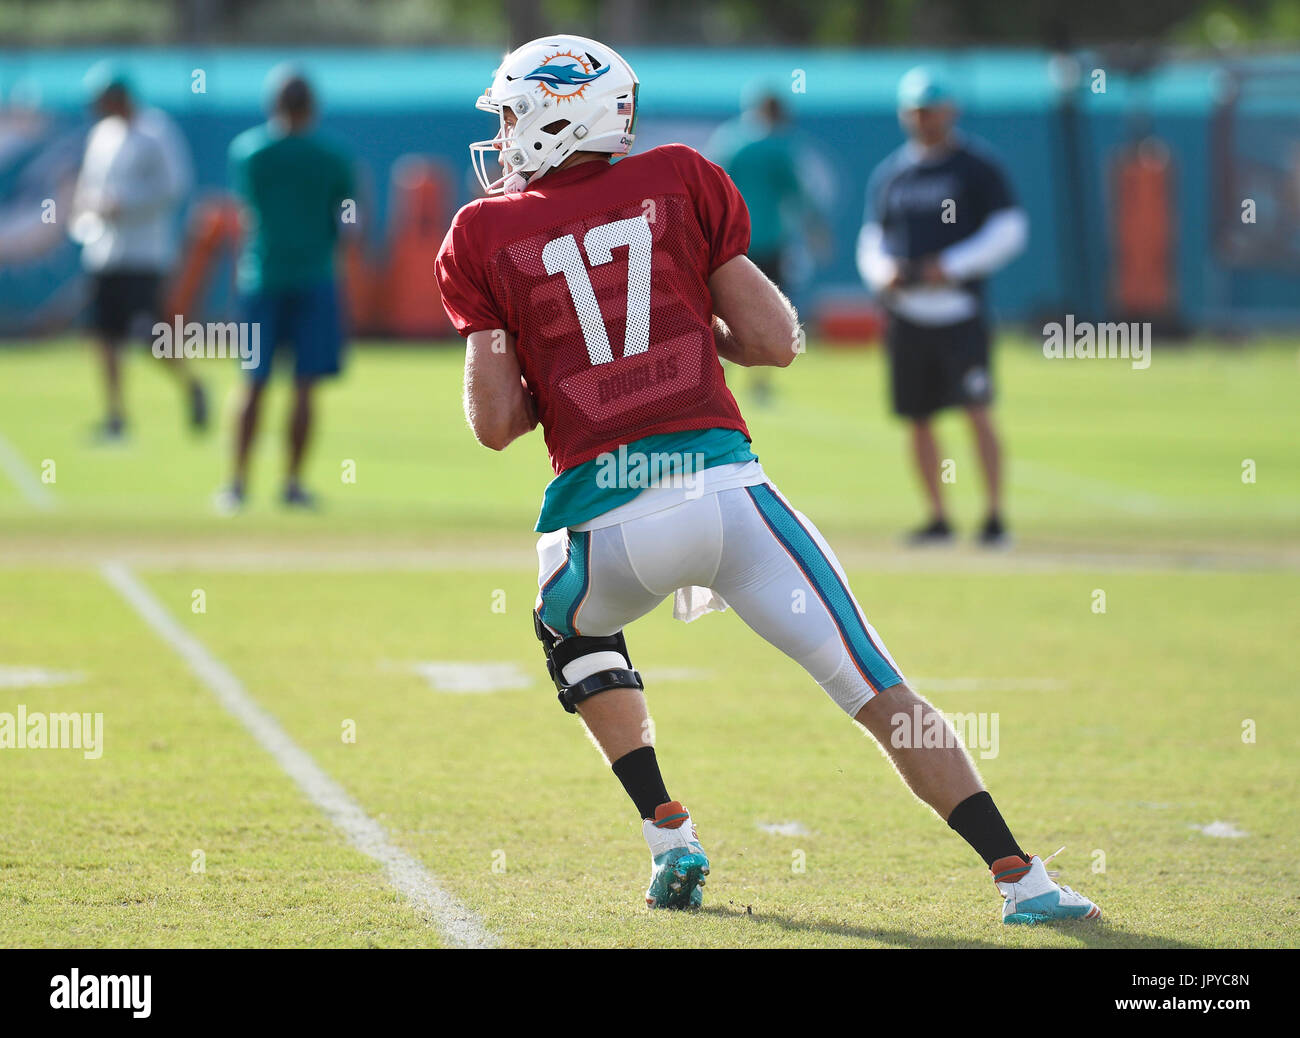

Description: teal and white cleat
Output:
[993,848,1102,925]
[642,801,710,910]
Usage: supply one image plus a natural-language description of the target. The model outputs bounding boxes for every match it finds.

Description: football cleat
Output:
[905,517,954,546]
[643,801,709,910]
[92,416,127,444]
[282,482,318,510]
[212,484,245,516]
[977,514,1012,550]
[993,848,1102,925]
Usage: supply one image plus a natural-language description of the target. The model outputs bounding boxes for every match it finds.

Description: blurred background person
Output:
[217,67,355,513]
[709,84,827,405]
[857,67,1027,547]
[71,60,203,442]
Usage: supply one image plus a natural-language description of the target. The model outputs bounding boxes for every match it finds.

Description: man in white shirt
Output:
[858,67,1027,546]
[72,62,205,441]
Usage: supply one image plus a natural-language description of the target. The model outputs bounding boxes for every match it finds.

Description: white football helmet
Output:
[470,34,638,195]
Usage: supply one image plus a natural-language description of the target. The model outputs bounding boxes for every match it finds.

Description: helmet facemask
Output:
[469,93,579,195]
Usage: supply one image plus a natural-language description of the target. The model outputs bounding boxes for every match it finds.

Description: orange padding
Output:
[1113,143,1174,315]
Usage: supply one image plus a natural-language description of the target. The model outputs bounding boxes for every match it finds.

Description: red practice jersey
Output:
[435,144,752,474]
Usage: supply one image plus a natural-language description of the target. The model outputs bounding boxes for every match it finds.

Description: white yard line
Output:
[9,543,1296,573]
[100,560,498,949]
[0,428,54,511]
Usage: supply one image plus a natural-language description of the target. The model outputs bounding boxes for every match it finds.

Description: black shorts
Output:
[91,271,163,342]
[885,313,993,419]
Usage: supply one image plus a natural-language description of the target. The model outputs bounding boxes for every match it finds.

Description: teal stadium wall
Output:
[1,46,1297,336]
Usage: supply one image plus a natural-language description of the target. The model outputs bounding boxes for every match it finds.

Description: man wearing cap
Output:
[857,67,1027,546]
[71,61,203,441]
[217,68,355,512]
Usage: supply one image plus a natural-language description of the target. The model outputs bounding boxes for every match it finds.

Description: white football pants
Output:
[535,479,905,717]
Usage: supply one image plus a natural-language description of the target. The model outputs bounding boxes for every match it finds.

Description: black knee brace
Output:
[533,610,643,714]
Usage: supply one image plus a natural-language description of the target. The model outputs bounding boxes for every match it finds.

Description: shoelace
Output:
[1041,845,1065,879]
[999,847,1071,900]
[1041,846,1086,895]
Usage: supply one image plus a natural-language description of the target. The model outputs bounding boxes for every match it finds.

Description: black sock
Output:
[946,791,1026,867]
[610,746,670,821]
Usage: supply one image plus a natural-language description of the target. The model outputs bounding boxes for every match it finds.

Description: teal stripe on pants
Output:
[746,484,902,693]
[538,530,591,638]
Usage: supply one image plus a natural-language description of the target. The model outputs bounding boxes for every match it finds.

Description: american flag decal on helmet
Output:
[617,100,633,115]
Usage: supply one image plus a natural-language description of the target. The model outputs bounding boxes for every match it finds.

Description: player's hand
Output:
[98,192,123,220]
[919,257,949,285]
[885,262,909,292]
[520,376,539,429]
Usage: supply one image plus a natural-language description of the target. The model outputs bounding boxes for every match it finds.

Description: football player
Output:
[436,35,1099,925]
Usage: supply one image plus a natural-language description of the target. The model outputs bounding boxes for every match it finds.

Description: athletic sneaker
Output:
[905,517,954,546]
[282,483,318,509]
[992,849,1101,924]
[978,514,1011,549]
[213,484,245,516]
[643,801,710,910]
[92,416,127,444]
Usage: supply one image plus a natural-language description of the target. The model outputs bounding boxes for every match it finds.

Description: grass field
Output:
[1,336,1297,948]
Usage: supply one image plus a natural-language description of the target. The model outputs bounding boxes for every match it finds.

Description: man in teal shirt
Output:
[217,67,355,512]
[709,89,823,403]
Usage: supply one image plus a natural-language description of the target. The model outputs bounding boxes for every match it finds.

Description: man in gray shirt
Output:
[71,62,205,441]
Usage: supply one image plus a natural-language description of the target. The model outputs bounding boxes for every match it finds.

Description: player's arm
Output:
[226,140,255,238]
[856,162,909,291]
[932,157,1027,283]
[708,255,799,368]
[70,130,103,221]
[857,222,906,292]
[463,329,538,450]
[153,115,193,210]
[935,207,1028,282]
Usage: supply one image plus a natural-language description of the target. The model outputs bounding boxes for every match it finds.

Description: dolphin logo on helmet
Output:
[523,62,609,89]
